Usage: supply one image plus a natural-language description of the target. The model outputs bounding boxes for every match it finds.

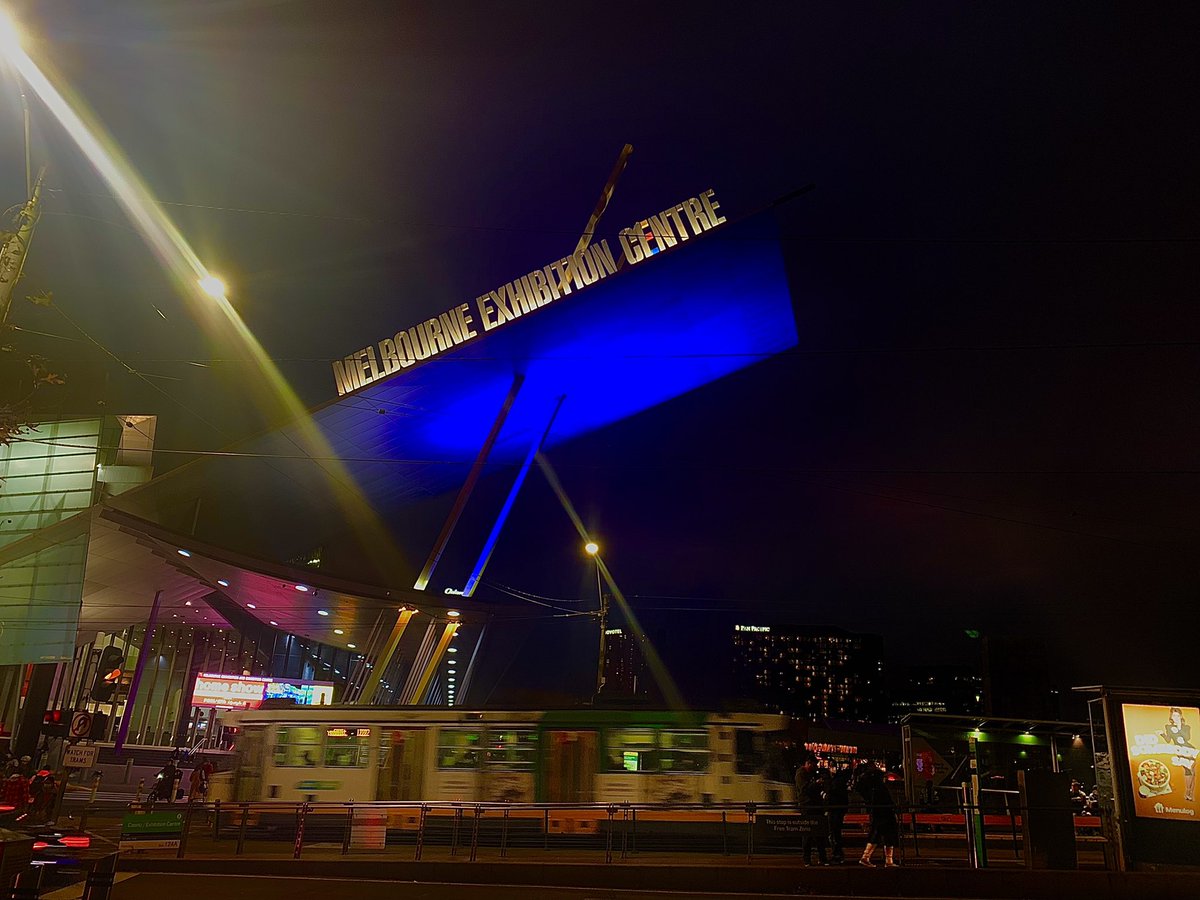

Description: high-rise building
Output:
[602,625,648,698]
[730,624,885,722]
[888,665,983,723]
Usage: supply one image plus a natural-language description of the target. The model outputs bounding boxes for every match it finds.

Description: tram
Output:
[222,705,796,806]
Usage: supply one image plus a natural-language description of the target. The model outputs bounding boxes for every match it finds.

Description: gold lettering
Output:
[358,349,376,385]
[489,288,514,324]
[456,303,478,339]
[476,295,498,331]
[332,360,356,395]
[633,221,656,257]
[685,198,712,233]
[648,214,678,250]
[541,265,562,300]
[664,207,690,241]
[547,260,572,295]
[438,310,464,345]
[408,325,431,359]
[425,317,450,353]
[677,201,706,235]
[504,280,530,316]
[528,269,554,305]
[591,240,617,276]
[572,250,598,286]
[618,228,645,264]
[519,276,541,311]
[700,189,726,226]
[394,330,416,367]
[378,338,401,374]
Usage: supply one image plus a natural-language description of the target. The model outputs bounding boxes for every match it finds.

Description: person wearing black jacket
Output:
[794,755,829,866]
[855,763,898,867]
[826,765,852,863]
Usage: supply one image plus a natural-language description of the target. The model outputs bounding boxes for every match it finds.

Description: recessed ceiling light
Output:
[447,610,460,618]
[247,603,256,609]
[217,579,229,587]
[447,669,456,674]
[333,629,344,635]
[317,609,329,616]
[185,601,192,607]
[347,643,356,649]
[295,585,309,592]
[269,621,279,626]
[177,549,191,557]
[447,648,457,653]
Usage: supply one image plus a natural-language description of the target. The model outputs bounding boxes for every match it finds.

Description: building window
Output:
[324,727,371,767]
[273,725,322,767]
[485,730,538,770]
[437,728,481,769]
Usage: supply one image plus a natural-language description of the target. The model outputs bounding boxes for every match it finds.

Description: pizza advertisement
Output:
[1122,703,1199,822]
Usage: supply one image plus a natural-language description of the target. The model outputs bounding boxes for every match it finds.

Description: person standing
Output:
[794,755,829,866]
[826,765,852,864]
[855,763,898,868]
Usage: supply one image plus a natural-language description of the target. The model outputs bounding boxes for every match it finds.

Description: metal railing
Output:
[67,796,1114,869]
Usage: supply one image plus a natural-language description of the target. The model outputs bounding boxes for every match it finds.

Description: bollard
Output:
[11,865,44,900]
[134,778,144,803]
[236,804,248,855]
[293,802,308,859]
[415,805,427,861]
[213,799,221,841]
[124,758,133,784]
[469,806,481,863]
[81,853,119,900]
[745,802,756,863]
[90,772,102,804]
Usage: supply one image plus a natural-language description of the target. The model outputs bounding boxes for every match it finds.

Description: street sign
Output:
[69,710,92,739]
[120,811,184,835]
[63,744,98,769]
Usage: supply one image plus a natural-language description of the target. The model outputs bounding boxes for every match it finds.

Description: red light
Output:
[60,836,90,848]
[32,842,48,851]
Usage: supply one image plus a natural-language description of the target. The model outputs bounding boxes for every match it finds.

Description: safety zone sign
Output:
[63,744,98,769]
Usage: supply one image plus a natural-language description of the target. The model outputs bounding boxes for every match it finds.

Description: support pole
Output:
[463,396,565,597]
[115,589,163,754]
[413,374,525,591]
[574,144,633,256]
[405,622,459,705]
[356,607,416,705]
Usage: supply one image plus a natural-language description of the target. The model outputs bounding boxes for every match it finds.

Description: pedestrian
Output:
[826,764,851,864]
[188,761,208,803]
[794,754,829,866]
[855,763,898,868]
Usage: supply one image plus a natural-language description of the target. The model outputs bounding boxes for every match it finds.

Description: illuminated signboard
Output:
[1123,703,1199,822]
[735,625,770,633]
[804,743,859,756]
[330,189,727,397]
[191,673,335,711]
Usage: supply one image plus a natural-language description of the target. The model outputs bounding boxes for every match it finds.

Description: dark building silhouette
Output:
[730,624,886,722]
[602,625,649,698]
[888,664,983,723]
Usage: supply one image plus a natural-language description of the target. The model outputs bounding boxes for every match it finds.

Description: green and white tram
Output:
[223,706,796,806]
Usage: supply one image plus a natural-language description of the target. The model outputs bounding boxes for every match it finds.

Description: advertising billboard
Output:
[1122,703,1198,822]
[191,673,334,710]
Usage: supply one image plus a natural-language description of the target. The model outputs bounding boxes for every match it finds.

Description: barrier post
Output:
[910,808,920,858]
[722,809,728,856]
[450,807,461,857]
[213,799,221,841]
[90,772,102,803]
[236,803,248,856]
[500,806,510,859]
[543,808,549,851]
[745,802,756,863]
[469,805,481,862]
[177,801,194,858]
[342,802,352,855]
[415,805,427,861]
[604,805,616,864]
[293,802,308,859]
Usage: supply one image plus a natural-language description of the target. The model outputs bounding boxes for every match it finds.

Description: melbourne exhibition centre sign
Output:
[331,189,728,397]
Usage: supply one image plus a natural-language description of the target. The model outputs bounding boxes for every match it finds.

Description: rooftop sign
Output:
[191,672,335,710]
[331,189,727,396]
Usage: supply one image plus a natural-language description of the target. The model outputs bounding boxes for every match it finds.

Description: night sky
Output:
[2,2,1197,702]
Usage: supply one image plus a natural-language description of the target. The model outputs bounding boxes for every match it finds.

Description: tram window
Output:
[438,728,482,769]
[659,730,709,773]
[324,727,371,768]
[485,730,538,770]
[604,728,656,772]
[273,725,322,767]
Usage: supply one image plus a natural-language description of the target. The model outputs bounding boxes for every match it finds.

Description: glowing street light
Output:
[0,8,22,57]
[584,541,599,556]
[198,274,227,300]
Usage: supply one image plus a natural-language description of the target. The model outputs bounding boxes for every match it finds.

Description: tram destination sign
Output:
[331,188,727,397]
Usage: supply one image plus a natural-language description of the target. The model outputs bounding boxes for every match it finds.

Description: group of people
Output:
[1069,779,1100,815]
[150,754,214,804]
[1,752,59,822]
[795,755,899,867]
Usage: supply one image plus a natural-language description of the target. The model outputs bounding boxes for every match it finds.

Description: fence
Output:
[79,797,1113,869]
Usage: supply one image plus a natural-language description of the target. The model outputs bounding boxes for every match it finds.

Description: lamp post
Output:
[585,541,607,695]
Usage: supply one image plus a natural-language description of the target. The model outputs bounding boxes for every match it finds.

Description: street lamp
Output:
[585,539,607,695]
[198,274,227,301]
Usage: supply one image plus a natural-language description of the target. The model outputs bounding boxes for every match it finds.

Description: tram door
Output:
[234,726,266,801]
[377,728,426,800]
[543,730,596,802]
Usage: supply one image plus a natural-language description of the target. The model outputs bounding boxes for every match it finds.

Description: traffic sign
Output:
[69,710,92,738]
[63,744,98,769]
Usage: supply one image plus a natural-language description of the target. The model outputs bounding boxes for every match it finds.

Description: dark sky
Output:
[3,2,1197,700]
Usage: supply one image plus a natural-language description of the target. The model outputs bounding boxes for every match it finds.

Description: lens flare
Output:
[4,19,410,582]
